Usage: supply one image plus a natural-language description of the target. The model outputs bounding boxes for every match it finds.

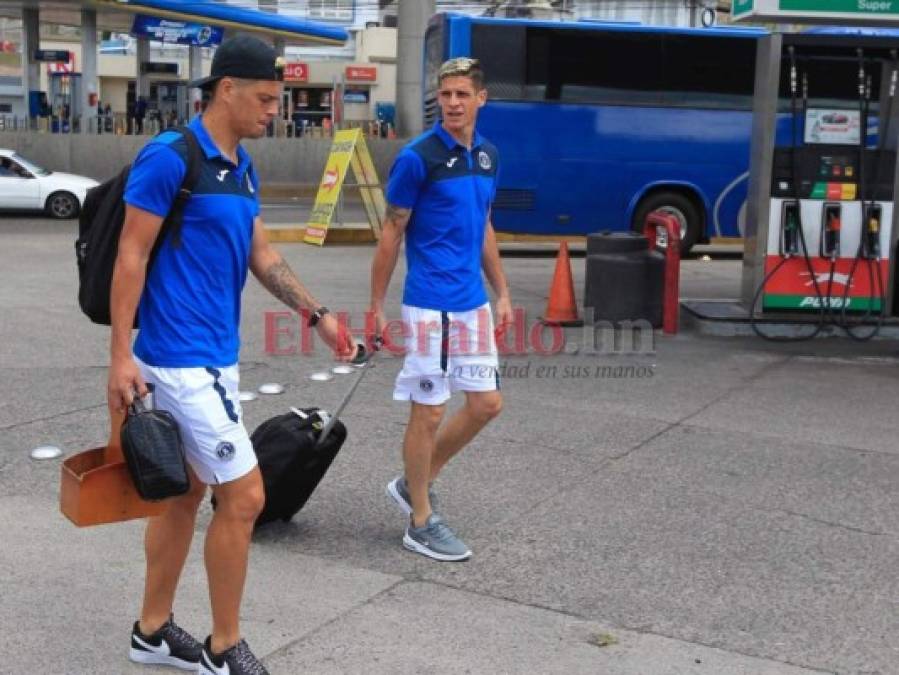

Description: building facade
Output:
[0,1,727,125]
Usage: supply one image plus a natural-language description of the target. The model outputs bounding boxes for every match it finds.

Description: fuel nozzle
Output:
[864,205,882,259]
[822,205,841,259]
[782,202,800,257]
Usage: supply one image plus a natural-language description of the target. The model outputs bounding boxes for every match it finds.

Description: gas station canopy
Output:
[0,0,349,45]
[733,0,899,26]
[97,0,348,45]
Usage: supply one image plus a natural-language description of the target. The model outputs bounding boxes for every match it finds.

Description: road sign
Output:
[733,0,755,19]
[47,51,75,74]
[131,15,223,46]
[284,62,308,82]
[34,50,70,62]
[345,66,377,82]
[733,0,899,24]
[304,128,385,246]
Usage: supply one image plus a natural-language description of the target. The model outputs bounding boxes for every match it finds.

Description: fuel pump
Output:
[750,46,829,341]
[838,51,898,340]
[748,35,897,341]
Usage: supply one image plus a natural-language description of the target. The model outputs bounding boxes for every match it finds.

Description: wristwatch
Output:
[308,306,330,327]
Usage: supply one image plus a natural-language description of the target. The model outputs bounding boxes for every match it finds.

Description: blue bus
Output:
[423,15,888,252]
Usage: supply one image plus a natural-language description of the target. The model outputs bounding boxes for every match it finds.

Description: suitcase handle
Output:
[352,336,383,366]
[351,342,368,366]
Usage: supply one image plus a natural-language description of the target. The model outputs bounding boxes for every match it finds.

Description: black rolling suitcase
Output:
[213,341,378,529]
[251,407,347,527]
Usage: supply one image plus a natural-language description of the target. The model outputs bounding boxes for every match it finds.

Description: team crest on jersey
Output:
[420,379,434,393]
[216,441,235,461]
[478,151,491,170]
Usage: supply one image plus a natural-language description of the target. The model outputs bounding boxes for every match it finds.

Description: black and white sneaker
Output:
[129,614,202,670]
[199,636,270,675]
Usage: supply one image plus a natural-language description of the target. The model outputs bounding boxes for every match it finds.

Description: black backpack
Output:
[75,126,202,326]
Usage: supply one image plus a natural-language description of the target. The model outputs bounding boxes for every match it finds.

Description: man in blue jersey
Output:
[371,58,512,562]
[108,36,355,675]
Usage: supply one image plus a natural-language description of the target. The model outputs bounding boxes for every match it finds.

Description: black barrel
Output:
[584,232,664,327]
[587,231,648,255]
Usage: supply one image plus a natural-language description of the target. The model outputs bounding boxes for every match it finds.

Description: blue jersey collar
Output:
[434,122,484,151]
[189,115,251,176]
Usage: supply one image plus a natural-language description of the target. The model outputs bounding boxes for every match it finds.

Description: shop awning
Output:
[94,0,349,46]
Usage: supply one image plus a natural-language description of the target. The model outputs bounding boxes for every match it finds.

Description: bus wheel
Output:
[633,192,701,255]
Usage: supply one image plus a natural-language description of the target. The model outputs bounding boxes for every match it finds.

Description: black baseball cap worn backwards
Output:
[189,35,285,89]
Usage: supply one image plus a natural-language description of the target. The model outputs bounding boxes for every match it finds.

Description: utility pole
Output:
[396,0,435,137]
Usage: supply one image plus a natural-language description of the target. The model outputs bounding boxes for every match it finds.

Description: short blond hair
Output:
[438,57,485,90]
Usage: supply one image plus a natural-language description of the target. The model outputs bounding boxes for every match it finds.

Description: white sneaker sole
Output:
[403,531,472,562]
[199,651,226,675]
[386,479,413,516]
[129,646,197,670]
[198,659,222,675]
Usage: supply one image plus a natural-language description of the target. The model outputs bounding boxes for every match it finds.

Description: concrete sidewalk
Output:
[1,216,897,674]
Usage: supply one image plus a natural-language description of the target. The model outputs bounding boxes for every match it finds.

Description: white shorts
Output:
[393,303,500,406]
[135,357,257,485]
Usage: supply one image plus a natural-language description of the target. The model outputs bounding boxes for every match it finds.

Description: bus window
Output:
[472,24,527,100]
[423,22,445,126]
[525,28,664,106]
[662,35,756,110]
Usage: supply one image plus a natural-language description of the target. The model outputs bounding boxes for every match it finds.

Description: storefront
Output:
[281,61,383,131]
[135,61,186,123]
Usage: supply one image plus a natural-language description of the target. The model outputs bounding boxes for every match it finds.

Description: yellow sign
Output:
[304,128,386,246]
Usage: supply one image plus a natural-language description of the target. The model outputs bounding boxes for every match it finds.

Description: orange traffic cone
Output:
[539,242,583,327]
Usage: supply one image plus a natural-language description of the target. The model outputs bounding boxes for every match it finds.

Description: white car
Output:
[0,149,99,219]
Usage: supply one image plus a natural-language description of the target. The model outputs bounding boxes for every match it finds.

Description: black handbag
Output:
[120,396,190,501]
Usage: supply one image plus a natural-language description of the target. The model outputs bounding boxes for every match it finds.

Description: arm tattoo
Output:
[261,259,316,312]
[385,204,410,224]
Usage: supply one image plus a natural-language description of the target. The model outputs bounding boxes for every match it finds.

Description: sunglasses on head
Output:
[439,57,481,78]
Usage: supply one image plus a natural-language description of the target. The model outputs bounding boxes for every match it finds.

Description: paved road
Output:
[1,214,897,674]
[260,199,370,226]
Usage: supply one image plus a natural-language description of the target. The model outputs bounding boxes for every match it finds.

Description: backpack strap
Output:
[159,125,203,249]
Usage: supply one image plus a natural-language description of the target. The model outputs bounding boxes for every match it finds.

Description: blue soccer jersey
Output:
[124,116,260,367]
[386,123,499,312]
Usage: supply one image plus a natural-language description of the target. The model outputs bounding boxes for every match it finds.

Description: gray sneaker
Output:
[386,476,438,515]
[404,513,471,562]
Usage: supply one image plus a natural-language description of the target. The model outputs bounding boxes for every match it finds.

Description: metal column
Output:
[136,37,150,99]
[21,7,40,120]
[888,62,899,313]
[396,0,435,137]
[81,8,98,131]
[188,44,202,119]
[740,33,783,308]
